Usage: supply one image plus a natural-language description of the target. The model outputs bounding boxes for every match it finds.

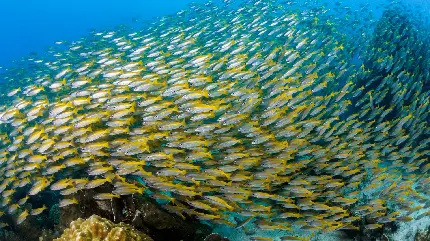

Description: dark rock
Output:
[0,230,22,241]
[204,233,230,241]
[13,216,42,241]
[57,183,118,230]
[132,196,211,241]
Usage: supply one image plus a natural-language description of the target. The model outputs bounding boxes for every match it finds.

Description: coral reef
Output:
[416,227,430,241]
[54,185,211,241]
[54,215,153,241]
[0,186,211,241]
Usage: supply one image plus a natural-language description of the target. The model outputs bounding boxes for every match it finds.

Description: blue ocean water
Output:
[0,0,207,73]
[1,0,429,75]
[0,0,429,73]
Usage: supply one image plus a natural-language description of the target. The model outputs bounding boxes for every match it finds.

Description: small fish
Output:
[365,223,383,230]
[235,215,255,229]
[50,179,72,191]
[17,196,29,205]
[31,205,47,216]
[203,196,234,211]
[59,198,79,207]
[250,237,273,241]
[16,209,29,225]
[7,88,21,97]
[93,193,120,200]
[8,204,19,214]
[281,233,315,241]
[85,177,112,189]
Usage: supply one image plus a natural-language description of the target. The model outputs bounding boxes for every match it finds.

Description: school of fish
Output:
[0,0,428,239]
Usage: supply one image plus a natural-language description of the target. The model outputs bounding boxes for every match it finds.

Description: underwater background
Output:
[0,0,430,241]
[0,0,429,72]
[0,0,207,72]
